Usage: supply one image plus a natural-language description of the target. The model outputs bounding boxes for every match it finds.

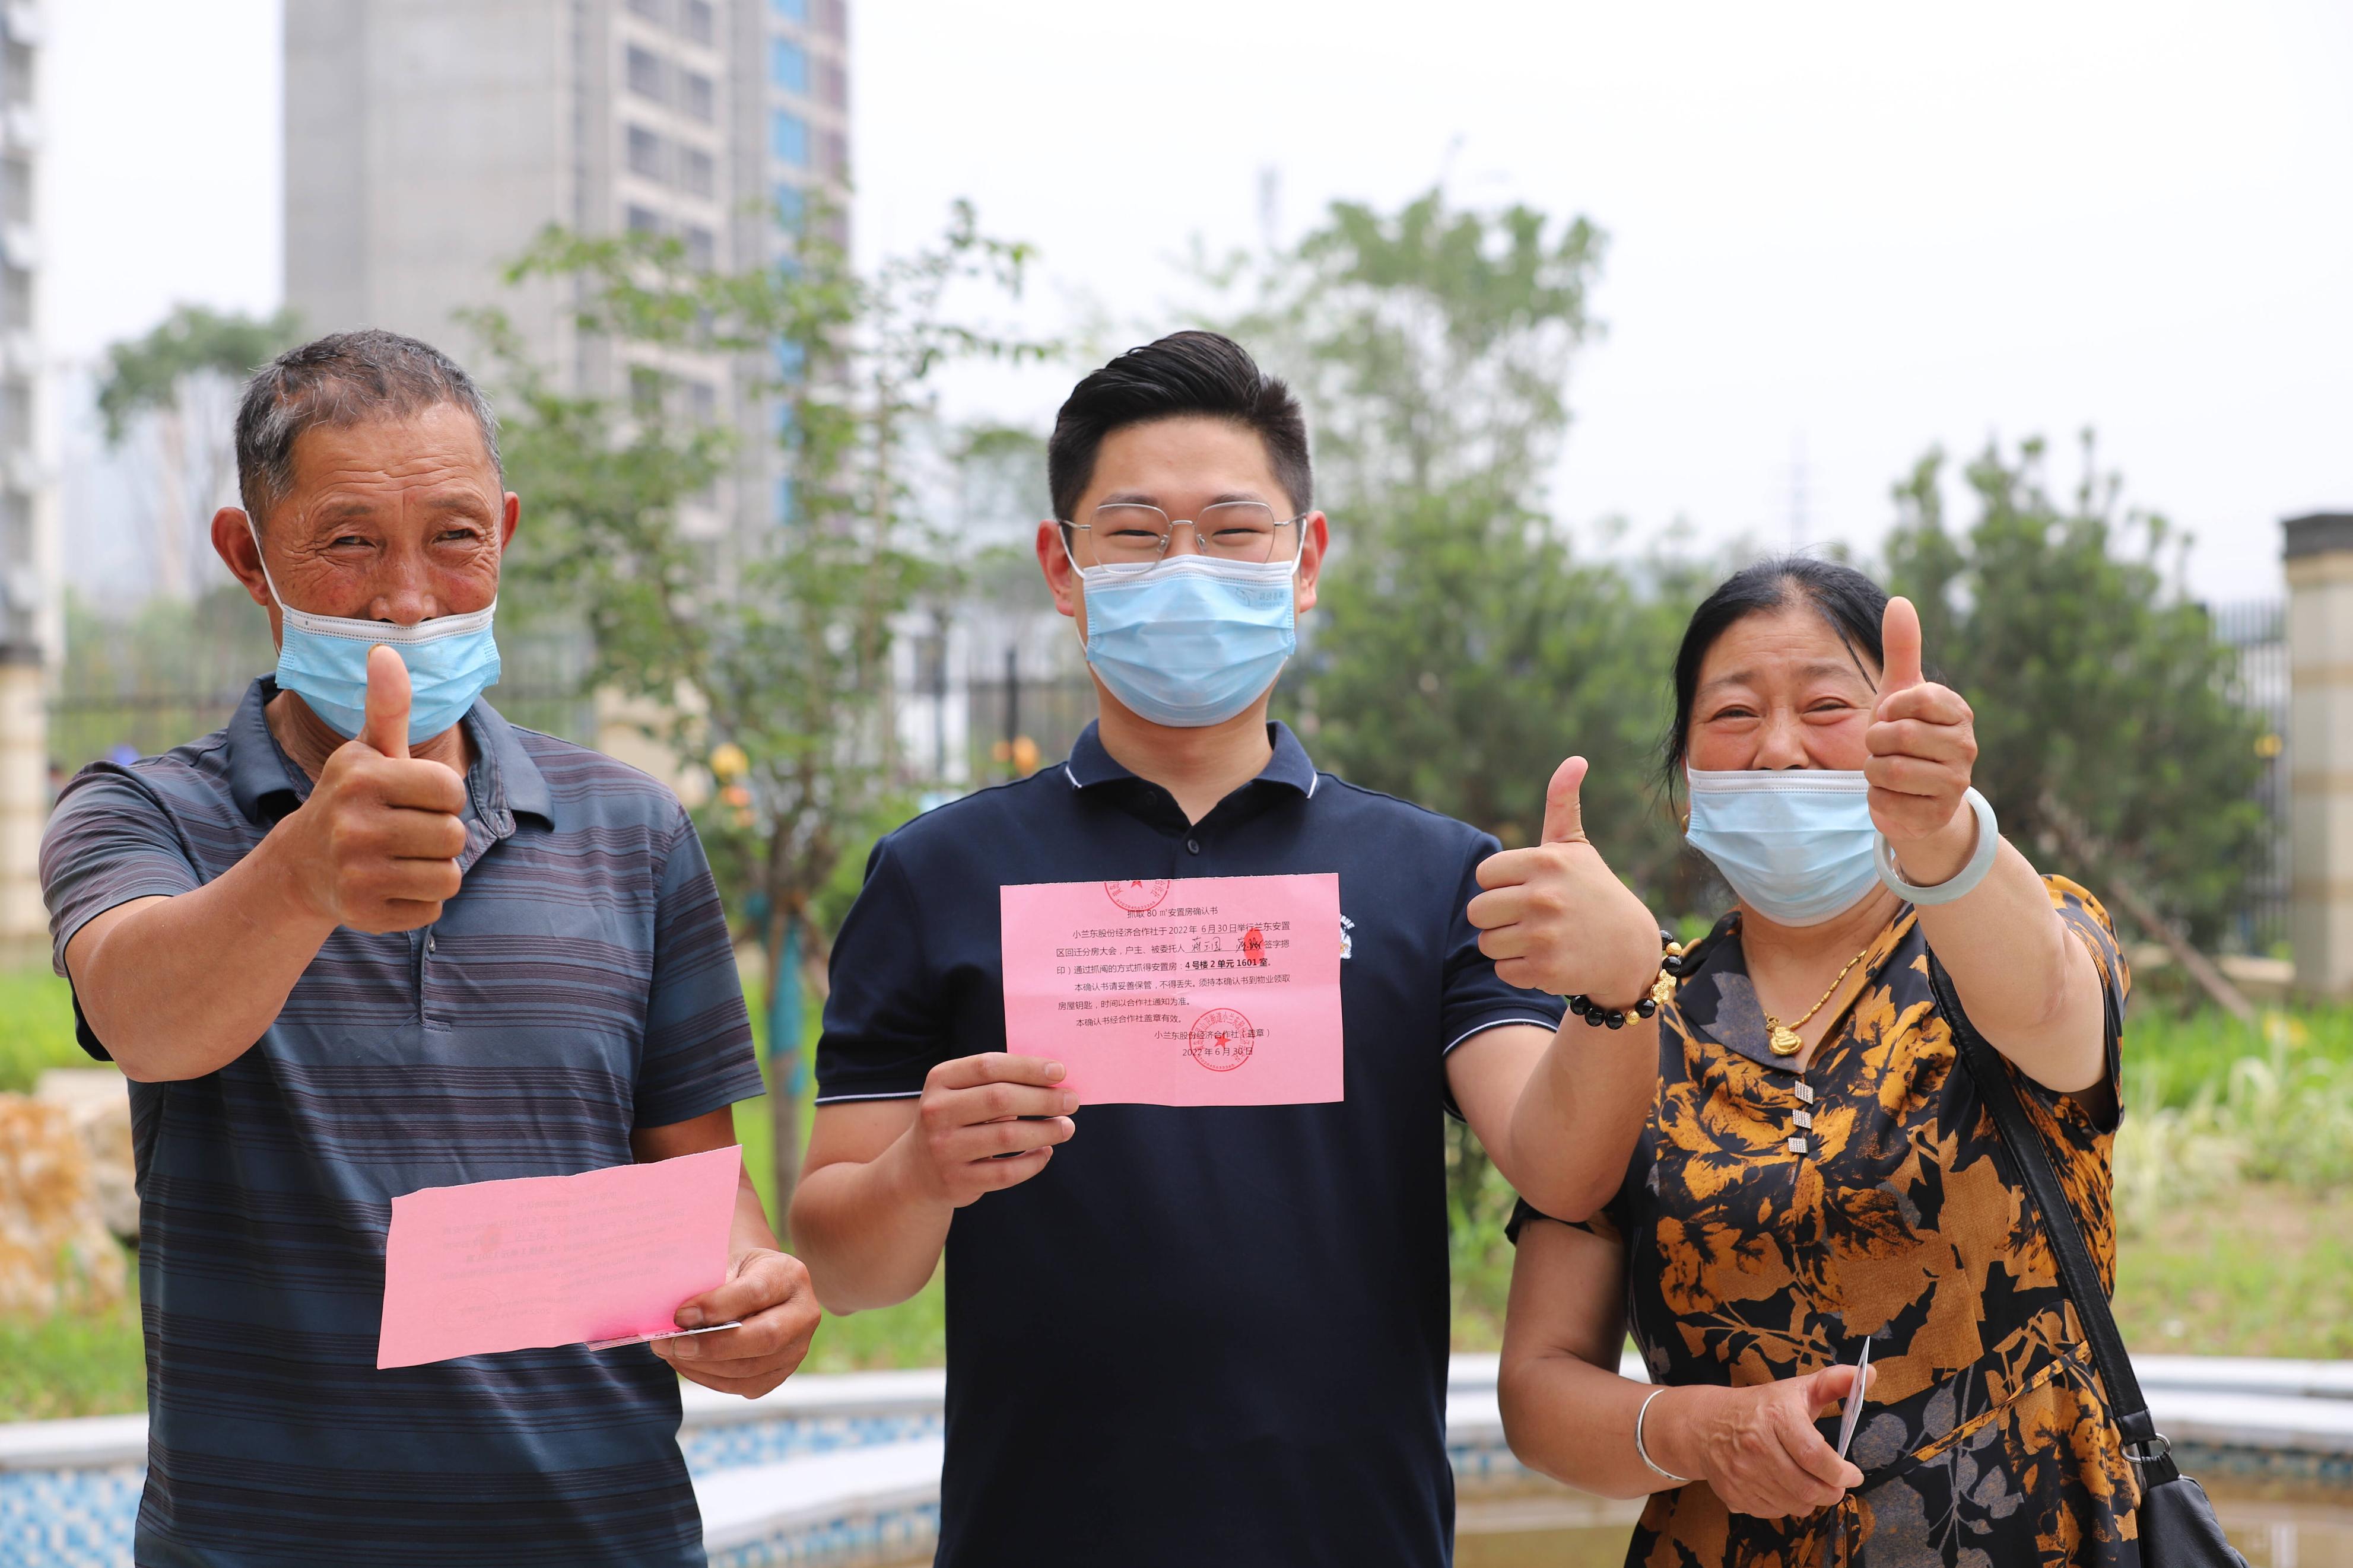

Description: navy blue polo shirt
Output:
[818,721,1566,1568]
[39,679,766,1568]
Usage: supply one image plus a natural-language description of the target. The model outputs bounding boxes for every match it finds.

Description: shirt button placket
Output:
[1789,1078,1815,1155]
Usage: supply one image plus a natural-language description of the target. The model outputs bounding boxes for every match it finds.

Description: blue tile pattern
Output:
[2178,1441,2353,1487]
[681,1412,942,1472]
[4,1417,2342,1567]
[0,1466,142,1568]
[707,1503,941,1568]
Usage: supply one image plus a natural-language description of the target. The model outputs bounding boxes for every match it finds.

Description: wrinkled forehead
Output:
[276,405,504,519]
[1695,602,1881,698]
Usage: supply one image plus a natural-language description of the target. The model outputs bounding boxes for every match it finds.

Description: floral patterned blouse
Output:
[1511,877,2139,1567]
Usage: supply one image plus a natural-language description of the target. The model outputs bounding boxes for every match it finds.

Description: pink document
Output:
[1000,873,1344,1106]
[377,1144,740,1369]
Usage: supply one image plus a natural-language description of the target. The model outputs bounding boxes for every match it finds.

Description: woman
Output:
[1498,558,2138,1566]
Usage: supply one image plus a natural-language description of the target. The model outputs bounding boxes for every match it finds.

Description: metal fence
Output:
[45,601,2297,959]
[47,628,601,777]
[2212,597,2289,956]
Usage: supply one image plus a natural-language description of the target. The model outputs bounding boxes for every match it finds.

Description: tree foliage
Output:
[469,203,1051,1213]
[1206,188,1704,900]
[94,304,303,602]
[1212,187,1604,510]
[1886,436,2270,947]
[96,304,304,443]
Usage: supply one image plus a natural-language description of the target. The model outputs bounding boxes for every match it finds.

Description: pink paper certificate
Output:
[1000,873,1344,1106]
[376,1144,740,1369]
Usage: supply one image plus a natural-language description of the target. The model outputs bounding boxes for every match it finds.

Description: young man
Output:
[790,332,1664,1567]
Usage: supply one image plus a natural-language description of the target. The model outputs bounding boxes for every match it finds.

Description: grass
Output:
[0,1276,145,1420]
[4,969,2349,1420]
[731,1045,950,1376]
[2114,1185,2353,1360]
[0,966,82,1092]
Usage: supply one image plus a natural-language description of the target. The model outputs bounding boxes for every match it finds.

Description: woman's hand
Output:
[1866,597,1982,885]
[1468,756,1662,1003]
[1651,1366,1871,1519]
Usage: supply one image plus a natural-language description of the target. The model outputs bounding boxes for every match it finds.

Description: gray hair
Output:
[234,329,504,527]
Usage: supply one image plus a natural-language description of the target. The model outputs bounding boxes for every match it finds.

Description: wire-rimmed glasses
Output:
[1062,501,1305,565]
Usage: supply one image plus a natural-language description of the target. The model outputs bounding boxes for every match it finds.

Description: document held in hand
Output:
[376,1144,740,1369]
[999,872,1344,1106]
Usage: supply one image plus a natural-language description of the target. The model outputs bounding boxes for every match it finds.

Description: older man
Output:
[40,330,817,1567]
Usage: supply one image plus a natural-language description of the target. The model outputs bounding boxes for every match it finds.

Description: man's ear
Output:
[212,507,274,610]
[1036,519,1080,620]
[498,492,522,553]
[1294,511,1330,615]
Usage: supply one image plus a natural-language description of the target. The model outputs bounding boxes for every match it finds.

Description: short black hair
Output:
[236,329,501,528]
[1660,555,1891,788]
[1046,330,1312,522]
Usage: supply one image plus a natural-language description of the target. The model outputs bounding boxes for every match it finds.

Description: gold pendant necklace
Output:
[1764,940,1877,1058]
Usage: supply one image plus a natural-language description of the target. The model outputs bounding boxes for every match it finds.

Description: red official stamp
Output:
[1104,879,1172,913]
[1186,1007,1256,1072]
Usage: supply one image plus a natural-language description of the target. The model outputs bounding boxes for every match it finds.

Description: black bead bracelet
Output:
[1566,930,1691,1030]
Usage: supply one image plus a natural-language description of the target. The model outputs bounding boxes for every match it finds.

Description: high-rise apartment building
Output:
[0,0,55,946]
[284,0,850,570]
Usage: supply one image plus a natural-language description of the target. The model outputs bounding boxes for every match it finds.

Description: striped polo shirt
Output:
[39,679,766,1568]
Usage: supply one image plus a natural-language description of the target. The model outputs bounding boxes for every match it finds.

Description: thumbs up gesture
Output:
[1865,597,1980,871]
[281,646,471,934]
[1467,756,1663,1003]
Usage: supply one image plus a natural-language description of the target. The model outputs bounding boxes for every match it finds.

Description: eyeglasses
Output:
[1062,501,1306,565]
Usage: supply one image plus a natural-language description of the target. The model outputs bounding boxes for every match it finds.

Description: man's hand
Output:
[1865,597,1980,883]
[897,1052,1078,1208]
[278,646,468,933]
[653,1246,823,1398]
[1468,757,1660,1003]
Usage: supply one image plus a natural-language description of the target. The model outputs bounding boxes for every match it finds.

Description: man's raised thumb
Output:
[1539,756,1589,845]
[1880,596,1925,695]
[361,645,412,759]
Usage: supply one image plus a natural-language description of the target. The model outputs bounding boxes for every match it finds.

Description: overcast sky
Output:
[51,0,2353,603]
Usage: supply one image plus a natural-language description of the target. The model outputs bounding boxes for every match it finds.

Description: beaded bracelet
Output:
[1566,929,1691,1029]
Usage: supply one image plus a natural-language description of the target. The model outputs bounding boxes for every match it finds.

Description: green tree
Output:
[469,203,1050,1220]
[1205,187,1701,888]
[96,304,303,602]
[1205,187,1709,1239]
[1885,435,2271,958]
[1212,187,1603,510]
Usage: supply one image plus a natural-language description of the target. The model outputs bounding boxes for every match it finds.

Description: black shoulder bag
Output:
[1927,954,2249,1568]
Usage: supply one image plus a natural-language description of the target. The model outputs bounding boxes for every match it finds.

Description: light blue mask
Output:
[1076,552,1298,728]
[1684,769,1880,927]
[251,524,501,745]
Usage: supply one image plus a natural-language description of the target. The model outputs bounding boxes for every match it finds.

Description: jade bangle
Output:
[1875,786,1998,905]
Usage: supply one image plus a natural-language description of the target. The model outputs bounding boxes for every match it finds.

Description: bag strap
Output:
[1925,952,2181,1487]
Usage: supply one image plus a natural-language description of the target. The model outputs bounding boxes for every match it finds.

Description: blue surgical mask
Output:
[249,522,502,745]
[1075,552,1298,728]
[1684,769,1881,927]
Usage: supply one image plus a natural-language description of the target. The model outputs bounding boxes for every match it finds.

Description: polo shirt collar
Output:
[224,677,554,831]
[468,699,555,828]
[1061,718,1320,797]
[224,680,307,825]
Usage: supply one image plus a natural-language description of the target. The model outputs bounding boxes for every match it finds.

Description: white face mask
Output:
[1684,769,1881,927]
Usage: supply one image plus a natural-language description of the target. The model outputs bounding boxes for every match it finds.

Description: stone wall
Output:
[0,1095,127,1317]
